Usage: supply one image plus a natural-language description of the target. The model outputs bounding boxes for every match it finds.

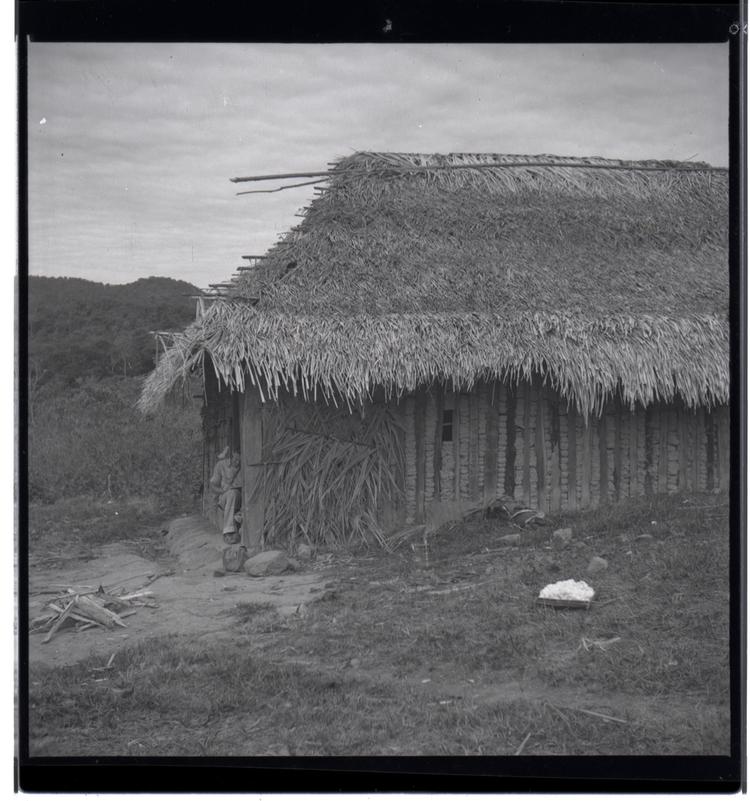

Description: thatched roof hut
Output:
[140,151,728,417]
[141,152,729,548]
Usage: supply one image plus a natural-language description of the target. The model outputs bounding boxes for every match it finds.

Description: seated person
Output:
[210,447,242,541]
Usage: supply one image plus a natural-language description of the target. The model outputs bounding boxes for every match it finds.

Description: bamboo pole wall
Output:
[395,380,730,518]
[404,395,417,524]
[201,378,731,533]
[440,392,456,504]
[240,389,264,550]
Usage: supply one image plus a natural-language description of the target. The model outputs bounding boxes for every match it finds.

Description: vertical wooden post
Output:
[567,405,577,511]
[705,407,715,490]
[424,393,435,503]
[717,405,730,492]
[240,389,265,552]
[694,406,705,491]
[658,404,669,494]
[452,394,461,502]
[433,385,444,501]
[627,409,638,498]
[522,383,531,506]
[598,410,608,505]
[468,391,480,500]
[504,385,517,499]
[677,404,688,490]
[477,383,487,501]
[635,409,644,496]
[548,393,561,512]
[496,383,507,499]
[414,391,427,522]
[535,383,547,510]
[581,417,592,508]
[644,405,655,495]
[613,403,623,502]
[483,382,499,505]
[232,392,242,452]
[404,396,416,523]
[261,403,277,545]
[394,397,408,521]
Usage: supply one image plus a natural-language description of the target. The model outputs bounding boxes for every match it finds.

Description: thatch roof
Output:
[139,152,729,415]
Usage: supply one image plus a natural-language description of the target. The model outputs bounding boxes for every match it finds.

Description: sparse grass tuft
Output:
[28,496,179,568]
[230,603,287,634]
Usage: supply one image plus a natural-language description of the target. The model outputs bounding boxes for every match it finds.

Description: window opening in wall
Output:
[442,409,454,442]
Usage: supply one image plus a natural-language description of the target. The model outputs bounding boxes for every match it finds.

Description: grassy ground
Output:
[27,495,188,569]
[27,492,730,756]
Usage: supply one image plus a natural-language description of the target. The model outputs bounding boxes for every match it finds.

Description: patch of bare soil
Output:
[28,515,332,669]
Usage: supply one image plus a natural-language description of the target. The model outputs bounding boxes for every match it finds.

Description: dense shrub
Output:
[28,376,202,506]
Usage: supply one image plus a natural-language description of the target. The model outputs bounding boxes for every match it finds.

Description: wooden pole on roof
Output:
[230,161,728,184]
[236,179,322,195]
[231,170,331,183]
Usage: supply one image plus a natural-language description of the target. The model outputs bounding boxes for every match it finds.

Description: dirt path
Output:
[28,515,333,669]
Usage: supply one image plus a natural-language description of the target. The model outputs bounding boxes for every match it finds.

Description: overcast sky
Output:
[27,43,728,288]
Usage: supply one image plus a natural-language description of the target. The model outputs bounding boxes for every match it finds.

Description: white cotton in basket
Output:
[538,579,595,601]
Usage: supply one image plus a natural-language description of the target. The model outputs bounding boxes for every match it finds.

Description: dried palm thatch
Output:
[252,399,404,549]
[139,152,729,416]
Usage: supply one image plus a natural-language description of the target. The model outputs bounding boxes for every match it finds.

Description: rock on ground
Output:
[587,556,609,573]
[552,527,573,546]
[166,515,223,572]
[297,544,314,561]
[244,550,291,577]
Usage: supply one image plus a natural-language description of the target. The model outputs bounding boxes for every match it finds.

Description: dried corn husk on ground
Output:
[29,585,158,643]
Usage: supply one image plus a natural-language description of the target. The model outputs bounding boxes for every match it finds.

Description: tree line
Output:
[28,275,204,505]
[29,275,198,387]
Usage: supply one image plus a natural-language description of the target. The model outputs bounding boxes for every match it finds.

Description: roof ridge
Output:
[337,150,720,170]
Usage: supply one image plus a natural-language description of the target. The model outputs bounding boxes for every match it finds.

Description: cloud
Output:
[27,42,728,286]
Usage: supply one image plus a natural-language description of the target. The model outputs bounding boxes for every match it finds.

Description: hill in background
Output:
[29,275,199,387]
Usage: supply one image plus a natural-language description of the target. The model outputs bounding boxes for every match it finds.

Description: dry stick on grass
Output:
[47,603,106,629]
[544,702,578,742]
[106,571,167,592]
[75,595,128,628]
[514,731,532,756]
[93,652,119,672]
[77,621,103,632]
[560,706,629,725]
[424,579,497,596]
[29,612,57,628]
[115,570,174,594]
[49,589,101,603]
[42,600,75,643]
[118,590,156,601]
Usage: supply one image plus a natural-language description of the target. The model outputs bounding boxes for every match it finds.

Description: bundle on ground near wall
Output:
[246,392,405,548]
[140,152,730,546]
